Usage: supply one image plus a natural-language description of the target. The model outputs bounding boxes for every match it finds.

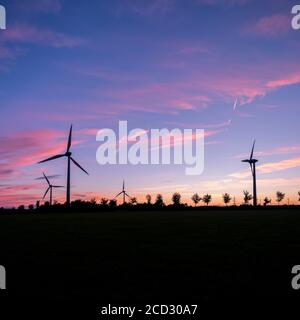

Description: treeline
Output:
[0,190,299,213]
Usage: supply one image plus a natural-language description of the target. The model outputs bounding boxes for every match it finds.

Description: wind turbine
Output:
[38,125,88,206]
[115,180,131,204]
[42,172,64,206]
[242,140,258,207]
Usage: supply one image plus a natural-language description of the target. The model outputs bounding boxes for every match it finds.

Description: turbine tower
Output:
[242,140,258,207]
[115,180,131,204]
[38,125,88,206]
[42,172,63,206]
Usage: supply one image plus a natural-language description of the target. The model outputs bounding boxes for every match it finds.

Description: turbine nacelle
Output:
[242,159,258,164]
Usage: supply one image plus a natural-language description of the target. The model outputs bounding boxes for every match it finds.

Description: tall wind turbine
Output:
[42,172,64,206]
[242,140,258,206]
[38,125,88,206]
[115,180,131,204]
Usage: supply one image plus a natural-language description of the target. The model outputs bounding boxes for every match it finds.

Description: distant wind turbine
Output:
[42,172,64,206]
[115,180,131,204]
[242,140,258,207]
[38,125,89,206]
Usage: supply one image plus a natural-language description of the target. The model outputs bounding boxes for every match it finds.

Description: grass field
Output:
[0,208,299,307]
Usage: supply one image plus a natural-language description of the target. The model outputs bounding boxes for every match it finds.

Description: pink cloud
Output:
[2,24,86,48]
[235,145,300,159]
[165,119,232,129]
[258,156,300,174]
[267,72,300,89]
[0,129,68,180]
[245,14,291,37]
[230,156,300,179]
[0,128,88,207]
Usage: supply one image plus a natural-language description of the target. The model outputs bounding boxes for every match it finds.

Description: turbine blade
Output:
[250,140,256,160]
[38,154,65,164]
[250,163,254,175]
[115,192,123,198]
[67,125,73,152]
[123,180,125,191]
[43,187,50,199]
[70,157,89,175]
[125,193,131,198]
[43,172,50,186]
[53,186,64,188]
[242,160,250,163]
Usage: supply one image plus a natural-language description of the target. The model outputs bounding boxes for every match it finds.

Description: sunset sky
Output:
[0,0,299,207]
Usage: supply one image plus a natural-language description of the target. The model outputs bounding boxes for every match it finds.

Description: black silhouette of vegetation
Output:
[263,197,272,206]
[191,193,201,207]
[1,190,300,215]
[202,194,212,206]
[222,193,232,206]
[276,191,285,206]
[243,190,253,205]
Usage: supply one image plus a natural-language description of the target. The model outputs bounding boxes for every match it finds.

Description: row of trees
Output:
[243,190,288,206]
[101,190,297,207]
[6,191,299,212]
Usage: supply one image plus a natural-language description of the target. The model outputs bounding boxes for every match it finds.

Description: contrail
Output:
[233,98,238,111]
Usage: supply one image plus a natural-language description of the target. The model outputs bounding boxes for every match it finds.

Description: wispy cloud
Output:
[165,119,231,129]
[267,71,300,89]
[0,129,68,180]
[229,156,300,178]
[244,14,291,37]
[235,145,300,159]
[119,0,175,16]
[258,156,300,174]
[164,40,211,56]
[2,24,86,48]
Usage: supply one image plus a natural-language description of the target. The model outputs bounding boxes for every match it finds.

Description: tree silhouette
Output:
[203,194,212,206]
[100,198,109,206]
[109,199,117,207]
[243,190,253,204]
[222,193,232,206]
[146,194,152,205]
[276,191,285,206]
[172,193,181,206]
[191,193,201,207]
[263,197,272,206]
[155,194,165,207]
[90,198,97,207]
[130,197,137,205]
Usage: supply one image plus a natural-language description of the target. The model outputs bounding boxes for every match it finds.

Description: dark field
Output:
[0,208,300,315]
